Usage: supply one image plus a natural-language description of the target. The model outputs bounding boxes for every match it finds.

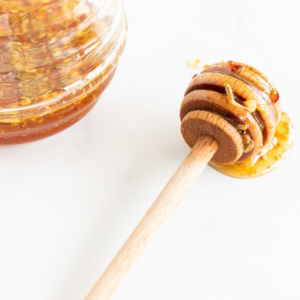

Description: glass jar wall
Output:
[0,0,127,144]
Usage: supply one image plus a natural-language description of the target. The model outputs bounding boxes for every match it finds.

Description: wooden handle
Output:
[84,135,218,300]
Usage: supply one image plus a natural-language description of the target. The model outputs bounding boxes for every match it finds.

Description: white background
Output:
[1,0,300,299]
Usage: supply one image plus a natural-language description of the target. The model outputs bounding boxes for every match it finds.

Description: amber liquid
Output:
[209,112,294,179]
[0,64,117,144]
[0,0,127,144]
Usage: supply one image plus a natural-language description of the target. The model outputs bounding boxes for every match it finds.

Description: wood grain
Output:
[181,110,243,164]
[184,72,276,147]
[84,135,218,300]
[180,89,263,160]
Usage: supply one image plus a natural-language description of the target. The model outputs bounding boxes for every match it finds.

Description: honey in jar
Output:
[0,0,127,144]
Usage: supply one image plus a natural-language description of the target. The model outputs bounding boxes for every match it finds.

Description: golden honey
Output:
[0,0,127,144]
[210,112,294,178]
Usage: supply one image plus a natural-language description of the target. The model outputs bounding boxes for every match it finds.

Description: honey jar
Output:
[0,0,127,144]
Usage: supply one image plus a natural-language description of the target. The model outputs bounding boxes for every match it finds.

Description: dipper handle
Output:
[84,135,218,300]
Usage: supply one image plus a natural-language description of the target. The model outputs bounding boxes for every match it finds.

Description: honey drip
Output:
[209,112,294,179]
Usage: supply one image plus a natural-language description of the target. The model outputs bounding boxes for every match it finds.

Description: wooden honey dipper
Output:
[85,62,294,300]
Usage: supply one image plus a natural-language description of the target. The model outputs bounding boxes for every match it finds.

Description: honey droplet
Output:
[188,59,201,69]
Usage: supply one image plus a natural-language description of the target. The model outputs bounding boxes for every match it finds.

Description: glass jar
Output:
[0,0,127,144]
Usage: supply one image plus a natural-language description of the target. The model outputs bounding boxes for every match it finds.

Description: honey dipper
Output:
[85,62,294,300]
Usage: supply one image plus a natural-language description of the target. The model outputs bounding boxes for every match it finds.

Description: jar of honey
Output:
[0,0,127,144]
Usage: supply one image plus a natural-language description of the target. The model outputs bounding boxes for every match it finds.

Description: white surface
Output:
[1,0,300,299]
